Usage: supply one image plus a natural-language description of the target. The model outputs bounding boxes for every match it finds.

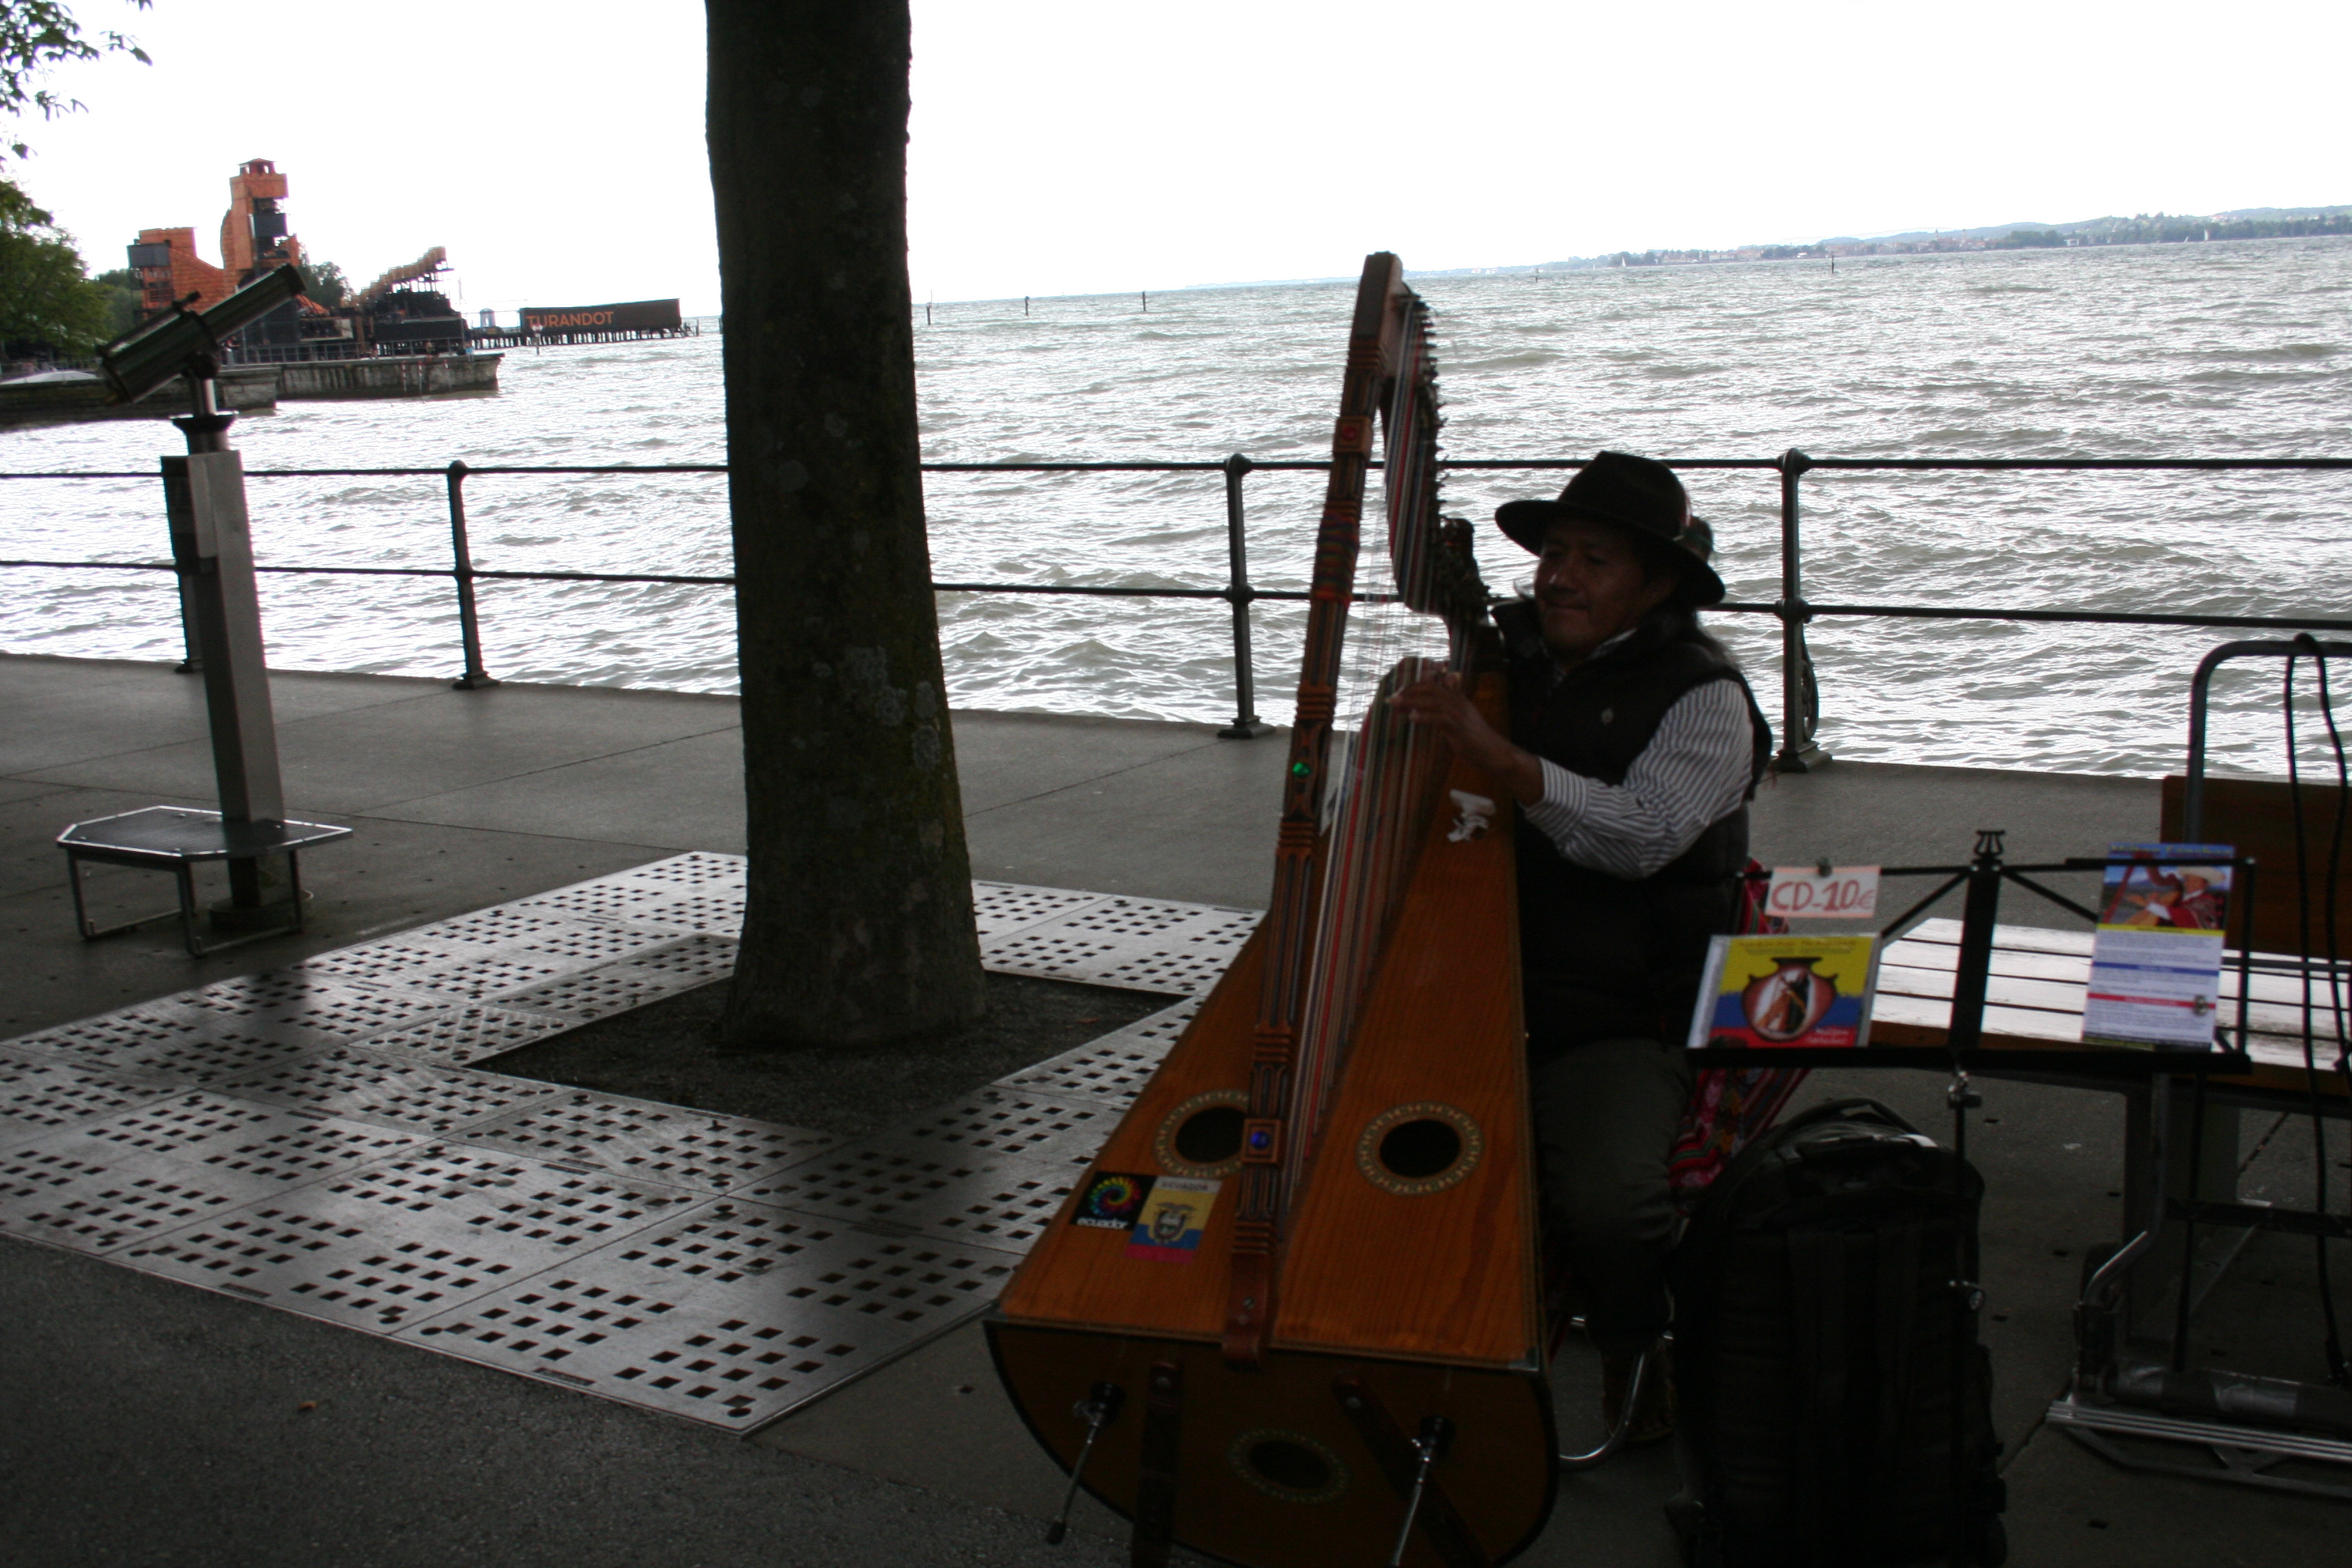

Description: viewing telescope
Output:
[97,262,310,406]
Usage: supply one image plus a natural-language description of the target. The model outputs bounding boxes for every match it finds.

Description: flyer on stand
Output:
[1686,934,1881,1050]
[2082,843,2233,1050]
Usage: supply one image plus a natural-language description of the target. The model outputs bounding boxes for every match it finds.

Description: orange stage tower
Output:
[129,159,308,316]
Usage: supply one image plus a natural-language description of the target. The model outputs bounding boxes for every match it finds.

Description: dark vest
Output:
[1499,601,1771,1056]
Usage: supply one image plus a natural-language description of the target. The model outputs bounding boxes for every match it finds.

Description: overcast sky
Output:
[19,0,2349,314]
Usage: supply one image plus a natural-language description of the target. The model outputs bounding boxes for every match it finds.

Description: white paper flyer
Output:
[2081,843,2232,1050]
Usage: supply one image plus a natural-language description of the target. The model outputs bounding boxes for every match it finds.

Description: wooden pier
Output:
[471,297,698,350]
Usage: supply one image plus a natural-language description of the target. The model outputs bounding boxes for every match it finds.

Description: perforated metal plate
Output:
[735,1222,1022,1332]
[293,936,480,986]
[404,907,626,949]
[607,852,748,891]
[492,935,737,1022]
[625,891,746,936]
[598,1198,845,1282]
[453,1088,836,1192]
[506,855,744,932]
[297,923,674,999]
[1007,898,1259,994]
[504,921,681,965]
[972,883,1111,938]
[0,1137,296,1254]
[318,1142,694,1252]
[348,1005,574,1068]
[3,1007,318,1085]
[996,997,1200,1106]
[118,1200,525,1331]
[402,1213,1018,1428]
[508,879,698,924]
[0,861,1261,1431]
[977,896,1256,996]
[738,1145,1079,1249]
[173,972,444,1045]
[67,1092,425,1184]
[214,1047,561,1134]
[401,952,585,1000]
[403,1269,868,1426]
[108,1139,689,1331]
[881,1084,1122,1166]
[981,928,1130,983]
[0,1051,174,1150]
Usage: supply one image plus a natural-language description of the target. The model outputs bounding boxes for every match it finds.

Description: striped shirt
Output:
[1520,638,1757,881]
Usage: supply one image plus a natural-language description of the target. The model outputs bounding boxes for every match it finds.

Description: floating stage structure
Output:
[123,161,502,400]
[275,355,500,400]
[472,298,697,349]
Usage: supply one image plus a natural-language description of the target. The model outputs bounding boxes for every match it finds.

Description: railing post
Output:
[1218,452,1273,738]
[1774,447,1827,770]
[446,460,498,689]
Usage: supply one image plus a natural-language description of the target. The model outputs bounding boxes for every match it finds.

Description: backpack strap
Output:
[1786,1224,1850,1564]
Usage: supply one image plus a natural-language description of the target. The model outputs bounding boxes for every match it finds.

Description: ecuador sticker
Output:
[1126,1176,1220,1262]
[1071,1171,1156,1230]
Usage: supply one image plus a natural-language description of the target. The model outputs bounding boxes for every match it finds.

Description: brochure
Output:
[1687,934,1881,1050]
[2082,843,2232,1050]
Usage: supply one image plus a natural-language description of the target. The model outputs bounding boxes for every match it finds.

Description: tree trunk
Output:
[706,0,984,1047]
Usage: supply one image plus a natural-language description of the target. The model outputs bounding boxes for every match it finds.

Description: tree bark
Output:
[706,0,984,1047]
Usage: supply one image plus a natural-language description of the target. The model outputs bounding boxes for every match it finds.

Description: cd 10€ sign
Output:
[1765,865,1880,919]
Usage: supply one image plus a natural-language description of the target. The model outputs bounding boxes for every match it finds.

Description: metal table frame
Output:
[59,804,353,958]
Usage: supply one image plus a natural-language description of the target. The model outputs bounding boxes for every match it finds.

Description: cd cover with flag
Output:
[1686,934,1881,1050]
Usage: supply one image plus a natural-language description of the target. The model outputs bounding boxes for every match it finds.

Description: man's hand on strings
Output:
[1388,672,1546,806]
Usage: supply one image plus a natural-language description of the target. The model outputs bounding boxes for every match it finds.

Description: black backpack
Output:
[1668,1097,2007,1567]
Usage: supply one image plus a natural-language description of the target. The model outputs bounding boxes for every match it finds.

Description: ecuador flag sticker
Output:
[1124,1177,1220,1262]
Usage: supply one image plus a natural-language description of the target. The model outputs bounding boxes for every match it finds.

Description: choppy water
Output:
[5,237,2350,779]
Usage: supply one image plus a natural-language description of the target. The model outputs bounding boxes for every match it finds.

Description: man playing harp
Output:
[1392,450,1769,1437]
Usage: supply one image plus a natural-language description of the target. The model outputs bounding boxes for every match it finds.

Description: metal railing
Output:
[6,452,2352,764]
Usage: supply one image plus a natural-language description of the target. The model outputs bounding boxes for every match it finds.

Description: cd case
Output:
[1686,933,1883,1051]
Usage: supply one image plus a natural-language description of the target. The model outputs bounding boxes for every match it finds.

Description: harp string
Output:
[1282,295,1456,1188]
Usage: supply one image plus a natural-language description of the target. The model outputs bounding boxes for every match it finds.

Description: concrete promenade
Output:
[3,652,2345,1566]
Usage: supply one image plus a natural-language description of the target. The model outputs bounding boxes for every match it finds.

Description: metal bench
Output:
[58,805,352,958]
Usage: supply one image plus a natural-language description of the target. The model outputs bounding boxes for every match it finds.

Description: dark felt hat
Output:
[1494,450,1726,606]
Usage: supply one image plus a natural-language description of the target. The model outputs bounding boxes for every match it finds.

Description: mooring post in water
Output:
[1218,453,1272,739]
[1774,446,1828,771]
[1024,295,1030,316]
[445,460,498,689]
[1141,291,1147,312]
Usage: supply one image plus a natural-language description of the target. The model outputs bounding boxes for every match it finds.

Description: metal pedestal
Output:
[60,804,352,957]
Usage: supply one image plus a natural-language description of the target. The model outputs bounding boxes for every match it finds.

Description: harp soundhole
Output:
[1156,1090,1250,1177]
[1356,1101,1483,1196]
[1228,1430,1350,1503]
[1175,1106,1245,1165]
[1379,1118,1462,1179]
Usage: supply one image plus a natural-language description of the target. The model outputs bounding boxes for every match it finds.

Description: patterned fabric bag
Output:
[1665,862,1810,1213]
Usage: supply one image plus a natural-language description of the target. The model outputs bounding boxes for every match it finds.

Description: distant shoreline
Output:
[1409,208,2352,279]
[924,220,2352,309]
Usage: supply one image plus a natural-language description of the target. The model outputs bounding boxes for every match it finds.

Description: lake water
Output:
[5,236,2349,779]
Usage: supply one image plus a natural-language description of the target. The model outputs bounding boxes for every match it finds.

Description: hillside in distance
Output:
[1390,204,2352,278]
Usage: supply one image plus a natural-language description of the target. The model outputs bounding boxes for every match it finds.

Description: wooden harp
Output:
[991,254,1553,1568]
